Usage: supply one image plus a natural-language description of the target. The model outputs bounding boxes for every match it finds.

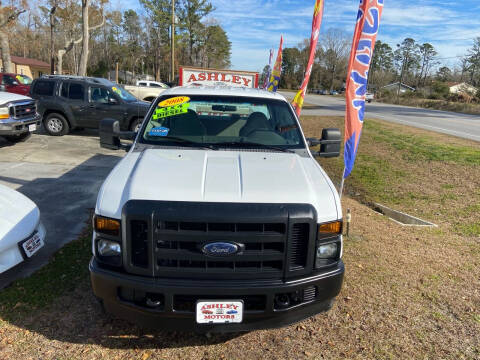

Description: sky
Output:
[113,0,480,73]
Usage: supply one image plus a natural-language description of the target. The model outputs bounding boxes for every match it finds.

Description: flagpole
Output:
[339,168,346,198]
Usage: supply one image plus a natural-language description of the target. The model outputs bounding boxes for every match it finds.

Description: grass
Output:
[377,96,480,116]
[0,224,92,318]
[301,115,480,236]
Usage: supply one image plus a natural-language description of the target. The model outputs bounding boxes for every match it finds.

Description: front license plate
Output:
[28,124,36,132]
[22,233,44,258]
[196,300,243,324]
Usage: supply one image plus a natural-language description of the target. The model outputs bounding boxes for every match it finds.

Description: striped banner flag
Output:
[292,0,325,116]
[343,0,384,183]
[263,49,274,89]
[267,36,283,92]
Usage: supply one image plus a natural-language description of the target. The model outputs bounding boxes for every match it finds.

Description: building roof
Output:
[381,82,416,91]
[161,85,288,101]
[11,56,50,69]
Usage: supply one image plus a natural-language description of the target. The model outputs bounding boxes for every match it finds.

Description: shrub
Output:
[431,81,450,99]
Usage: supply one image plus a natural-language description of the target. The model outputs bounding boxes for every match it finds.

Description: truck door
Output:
[86,86,127,128]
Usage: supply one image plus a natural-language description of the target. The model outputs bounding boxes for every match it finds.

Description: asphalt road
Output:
[281,92,480,142]
[0,129,123,289]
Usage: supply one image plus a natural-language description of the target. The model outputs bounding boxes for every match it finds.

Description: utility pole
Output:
[50,5,57,74]
[171,0,175,83]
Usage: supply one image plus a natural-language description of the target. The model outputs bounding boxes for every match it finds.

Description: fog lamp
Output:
[97,239,121,257]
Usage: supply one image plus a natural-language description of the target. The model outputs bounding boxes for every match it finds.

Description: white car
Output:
[136,80,170,89]
[0,184,46,274]
[366,92,374,103]
[90,85,344,332]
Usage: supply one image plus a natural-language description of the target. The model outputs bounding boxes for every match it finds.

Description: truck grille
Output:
[123,201,317,280]
[13,101,36,119]
[154,221,286,278]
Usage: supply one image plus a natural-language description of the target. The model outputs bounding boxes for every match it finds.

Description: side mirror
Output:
[99,118,135,151]
[0,85,5,92]
[108,97,118,105]
[308,128,341,158]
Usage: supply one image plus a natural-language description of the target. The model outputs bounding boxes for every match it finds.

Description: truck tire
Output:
[44,113,70,136]
[130,118,143,132]
[4,132,30,143]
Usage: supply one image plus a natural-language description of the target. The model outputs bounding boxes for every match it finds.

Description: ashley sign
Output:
[179,67,259,88]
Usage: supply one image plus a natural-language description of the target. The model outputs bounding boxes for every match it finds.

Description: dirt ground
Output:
[0,118,479,359]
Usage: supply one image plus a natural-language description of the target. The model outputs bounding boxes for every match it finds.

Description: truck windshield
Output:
[16,75,33,85]
[141,95,304,149]
[112,85,137,102]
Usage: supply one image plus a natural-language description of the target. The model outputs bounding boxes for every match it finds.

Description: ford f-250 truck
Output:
[0,91,40,142]
[90,85,344,332]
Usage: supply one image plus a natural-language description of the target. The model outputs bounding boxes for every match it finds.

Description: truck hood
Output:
[96,149,341,223]
[0,184,40,251]
[0,92,32,105]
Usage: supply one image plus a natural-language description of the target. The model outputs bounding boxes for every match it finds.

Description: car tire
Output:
[44,113,70,136]
[130,118,143,132]
[4,132,30,143]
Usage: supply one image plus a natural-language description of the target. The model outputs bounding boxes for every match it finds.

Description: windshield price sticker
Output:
[111,86,122,96]
[159,96,190,107]
[152,103,190,120]
[148,126,170,137]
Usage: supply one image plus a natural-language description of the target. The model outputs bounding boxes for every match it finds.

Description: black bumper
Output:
[90,258,344,333]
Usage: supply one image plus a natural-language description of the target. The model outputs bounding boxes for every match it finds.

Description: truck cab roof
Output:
[161,85,288,102]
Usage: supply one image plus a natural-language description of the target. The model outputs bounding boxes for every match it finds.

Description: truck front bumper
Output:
[90,258,344,333]
[0,115,41,136]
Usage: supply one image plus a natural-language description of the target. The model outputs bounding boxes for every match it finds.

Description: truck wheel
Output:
[4,132,30,143]
[130,118,143,132]
[44,113,70,136]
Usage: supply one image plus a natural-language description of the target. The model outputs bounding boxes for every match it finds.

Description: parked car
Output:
[330,90,339,95]
[366,92,374,103]
[90,85,344,332]
[0,91,40,142]
[0,73,33,96]
[0,184,46,274]
[124,80,169,102]
[30,76,150,136]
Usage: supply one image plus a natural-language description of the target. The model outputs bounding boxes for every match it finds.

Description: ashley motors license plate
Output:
[28,124,36,132]
[21,233,44,258]
[196,300,243,324]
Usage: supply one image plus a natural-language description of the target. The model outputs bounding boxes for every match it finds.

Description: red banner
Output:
[291,0,325,116]
[343,0,384,179]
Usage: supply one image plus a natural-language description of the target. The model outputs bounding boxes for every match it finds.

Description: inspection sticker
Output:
[148,127,170,137]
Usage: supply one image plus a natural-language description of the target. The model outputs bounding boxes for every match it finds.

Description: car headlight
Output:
[97,239,121,256]
[0,106,9,120]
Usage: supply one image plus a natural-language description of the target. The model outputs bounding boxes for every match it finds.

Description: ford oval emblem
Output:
[202,242,239,257]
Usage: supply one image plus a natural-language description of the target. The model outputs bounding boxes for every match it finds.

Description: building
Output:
[381,82,416,94]
[0,56,50,78]
[448,82,478,95]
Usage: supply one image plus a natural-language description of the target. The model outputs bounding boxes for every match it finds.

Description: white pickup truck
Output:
[0,91,40,142]
[90,85,344,332]
[124,81,169,102]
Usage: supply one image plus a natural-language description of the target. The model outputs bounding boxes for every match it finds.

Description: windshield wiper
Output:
[208,141,295,153]
[157,136,217,150]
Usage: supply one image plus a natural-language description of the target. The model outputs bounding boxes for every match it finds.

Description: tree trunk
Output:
[78,0,90,76]
[0,30,13,73]
[57,49,65,74]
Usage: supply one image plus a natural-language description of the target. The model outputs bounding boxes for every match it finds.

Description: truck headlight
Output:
[315,241,340,268]
[97,239,121,256]
[0,106,9,120]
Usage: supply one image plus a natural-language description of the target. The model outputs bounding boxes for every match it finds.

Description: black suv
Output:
[30,76,150,136]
